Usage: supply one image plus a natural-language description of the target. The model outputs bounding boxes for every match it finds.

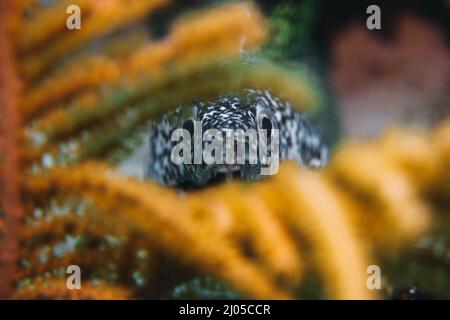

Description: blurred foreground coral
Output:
[0,0,449,299]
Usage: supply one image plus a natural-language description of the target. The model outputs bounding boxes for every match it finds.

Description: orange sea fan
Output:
[0,0,26,299]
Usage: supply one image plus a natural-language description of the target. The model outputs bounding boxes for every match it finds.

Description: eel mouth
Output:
[211,165,244,184]
[178,165,247,190]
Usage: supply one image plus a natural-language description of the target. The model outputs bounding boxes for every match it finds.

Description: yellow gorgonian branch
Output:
[25,163,293,299]
[161,1,267,66]
[127,1,268,76]
[21,56,121,121]
[326,123,450,249]
[20,0,171,80]
[256,166,376,299]
[18,207,161,289]
[187,184,303,286]
[329,143,430,248]
[378,122,450,198]
[433,122,450,197]
[24,162,379,299]
[21,27,150,122]
[23,2,269,134]
[13,279,131,299]
[19,0,92,53]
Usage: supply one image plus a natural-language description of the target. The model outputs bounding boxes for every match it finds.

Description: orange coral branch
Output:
[0,0,26,299]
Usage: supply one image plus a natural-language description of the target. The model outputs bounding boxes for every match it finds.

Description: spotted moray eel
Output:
[145,89,328,188]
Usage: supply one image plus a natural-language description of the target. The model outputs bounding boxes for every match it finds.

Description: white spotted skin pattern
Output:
[145,90,328,187]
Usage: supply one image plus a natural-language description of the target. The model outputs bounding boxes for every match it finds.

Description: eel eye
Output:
[182,119,195,136]
[261,116,273,132]
[255,98,277,133]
